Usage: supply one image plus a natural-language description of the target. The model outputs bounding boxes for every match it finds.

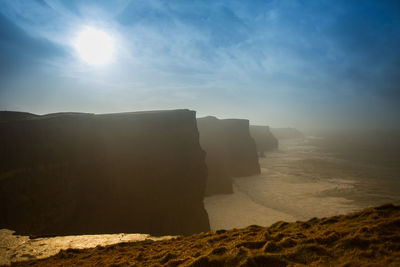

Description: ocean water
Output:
[205,137,400,230]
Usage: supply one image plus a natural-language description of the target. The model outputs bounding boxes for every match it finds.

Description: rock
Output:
[196,117,233,196]
[0,109,210,236]
[197,116,260,196]
[250,125,278,157]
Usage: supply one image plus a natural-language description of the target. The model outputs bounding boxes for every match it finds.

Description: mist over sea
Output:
[205,135,400,230]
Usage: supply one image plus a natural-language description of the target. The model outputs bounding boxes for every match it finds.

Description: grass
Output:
[7,203,400,266]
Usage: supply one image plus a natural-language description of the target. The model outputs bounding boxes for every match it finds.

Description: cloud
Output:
[0,0,399,129]
[0,12,66,76]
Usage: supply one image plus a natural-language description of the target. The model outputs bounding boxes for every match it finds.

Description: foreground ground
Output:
[7,204,400,266]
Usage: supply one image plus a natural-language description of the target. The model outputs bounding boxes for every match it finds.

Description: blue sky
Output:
[0,0,399,130]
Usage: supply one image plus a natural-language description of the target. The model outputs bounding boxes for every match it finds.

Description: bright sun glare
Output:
[74,27,114,66]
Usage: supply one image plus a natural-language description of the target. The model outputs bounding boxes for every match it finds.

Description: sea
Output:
[205,136,400,230]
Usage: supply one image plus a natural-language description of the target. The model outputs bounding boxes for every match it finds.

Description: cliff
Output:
[221,119,260,177]
[250,125,278,157]
[271,127,304,139]
[10,204,400,266]
[196,117,233,196]
[0,111,39,122]
[0,109,210,236]
[197,116,260,196]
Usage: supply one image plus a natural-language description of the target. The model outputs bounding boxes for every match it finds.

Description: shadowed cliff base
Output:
[0,109,210,236]
[197,116,260,196]
[7,204,400,266]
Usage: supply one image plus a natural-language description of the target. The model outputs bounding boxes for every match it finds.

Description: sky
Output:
[0,0,399,130]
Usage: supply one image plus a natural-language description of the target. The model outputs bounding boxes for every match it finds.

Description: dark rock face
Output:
[0,110,210,236]
[271,128,304,139]
[221,119,261,177]
[250,125,278,157]
[197,116,260,196]
[197,117,233,196]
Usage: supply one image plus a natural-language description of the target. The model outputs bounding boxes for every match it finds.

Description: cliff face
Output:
[250,125,278,156]
[221,119,260,177]
[0,111,39,122]
[0,110,210,236]
[197,117,233,196]
[197,117,260,196]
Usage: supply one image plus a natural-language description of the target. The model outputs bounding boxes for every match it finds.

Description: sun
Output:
[74,27,114,66]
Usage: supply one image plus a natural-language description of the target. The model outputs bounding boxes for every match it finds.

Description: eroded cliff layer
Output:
[250,125,278,157]
[0,110,210,236]
[197,116,260,196]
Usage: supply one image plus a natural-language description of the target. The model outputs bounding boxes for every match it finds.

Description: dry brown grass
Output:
[8,204,400,266]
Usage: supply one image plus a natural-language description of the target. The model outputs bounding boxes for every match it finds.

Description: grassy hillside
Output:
[9,204,400,266]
